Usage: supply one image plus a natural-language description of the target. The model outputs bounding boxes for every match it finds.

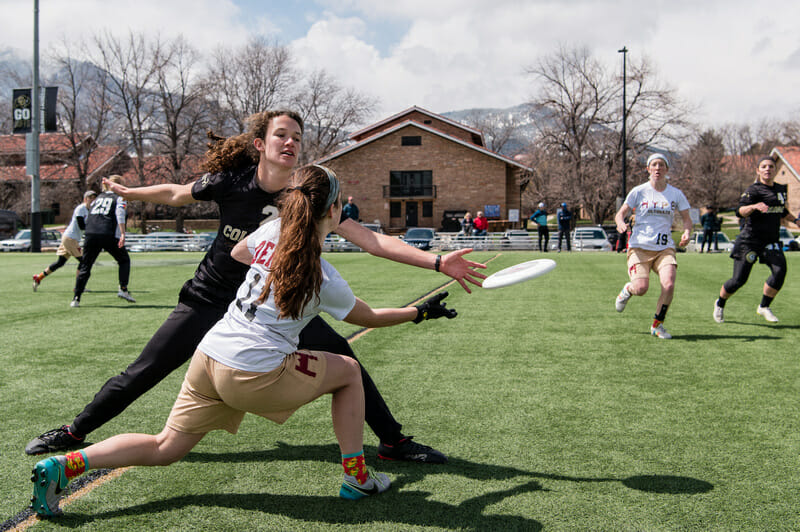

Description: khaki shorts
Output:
[166,349,329,435]
[626,247,677,280]
[57,237,82,259]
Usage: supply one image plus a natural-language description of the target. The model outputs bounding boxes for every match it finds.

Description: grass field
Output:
[1,250,798,531]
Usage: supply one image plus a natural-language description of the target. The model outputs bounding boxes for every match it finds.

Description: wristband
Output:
[434,254,441,272]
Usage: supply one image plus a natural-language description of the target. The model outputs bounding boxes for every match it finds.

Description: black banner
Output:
[12,87,58,134]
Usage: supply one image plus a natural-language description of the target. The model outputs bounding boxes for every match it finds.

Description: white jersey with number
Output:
[625,181,690,251]
[198,219,356,373]
[63,203,89,241]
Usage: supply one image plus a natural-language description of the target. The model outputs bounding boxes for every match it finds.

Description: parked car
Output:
[182,232,217,252]
[572,226,613,251]
[361,222,383,234]
[0,229,61,251]
[402,227,436,250]
[685,231,733,253]
[778,227,795,250]
[129,232,188,252]
[503,229,535,249]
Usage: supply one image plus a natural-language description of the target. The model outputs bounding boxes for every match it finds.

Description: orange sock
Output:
[342,451,368,484]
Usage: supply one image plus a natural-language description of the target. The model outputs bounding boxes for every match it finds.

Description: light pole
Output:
[618,46,628,200]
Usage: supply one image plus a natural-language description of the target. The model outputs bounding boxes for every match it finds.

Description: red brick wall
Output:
[325,124,512,230]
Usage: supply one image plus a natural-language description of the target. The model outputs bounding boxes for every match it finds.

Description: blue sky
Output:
[2,0,800,128]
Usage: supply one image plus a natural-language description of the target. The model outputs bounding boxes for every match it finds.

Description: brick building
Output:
[316,106,532,232]
[771,146,800,228]
[0,133,129,224]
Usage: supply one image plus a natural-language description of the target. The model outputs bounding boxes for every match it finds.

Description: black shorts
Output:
[730,241,784,266]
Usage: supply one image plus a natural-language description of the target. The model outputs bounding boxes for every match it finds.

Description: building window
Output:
[422,201,433,217]
[401,135,421,146]
[390,202,402,218]
[388,170,434,197]
[423,120,432,124]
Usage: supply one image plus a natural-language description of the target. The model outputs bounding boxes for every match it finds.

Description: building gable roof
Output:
[318,119,531,173]
[349,106,485,146]
[771,146,800,182]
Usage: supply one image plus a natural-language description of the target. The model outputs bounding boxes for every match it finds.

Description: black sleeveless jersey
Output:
[86,191,125,236]
[736,181,789,245]
[180,165,281,307]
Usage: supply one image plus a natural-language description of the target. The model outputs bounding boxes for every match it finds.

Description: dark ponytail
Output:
[258,165,340,319]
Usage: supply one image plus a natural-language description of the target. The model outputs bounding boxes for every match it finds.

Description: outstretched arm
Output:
[343,292,457,328]
[103,178,198,207]
[334,218,486,293]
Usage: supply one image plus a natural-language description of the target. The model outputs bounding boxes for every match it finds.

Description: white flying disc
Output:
[482,259,556,289]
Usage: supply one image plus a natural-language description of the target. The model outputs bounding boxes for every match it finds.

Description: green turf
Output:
[1,250,798,530]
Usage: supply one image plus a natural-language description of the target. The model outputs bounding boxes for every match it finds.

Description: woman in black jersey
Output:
[713,155,800,323]
[26,110,486,464]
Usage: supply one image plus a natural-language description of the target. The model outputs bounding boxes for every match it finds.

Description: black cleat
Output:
[377,436,447,464]
[25,426,85,455]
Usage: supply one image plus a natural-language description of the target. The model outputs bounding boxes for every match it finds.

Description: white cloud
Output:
[3,0,800,127]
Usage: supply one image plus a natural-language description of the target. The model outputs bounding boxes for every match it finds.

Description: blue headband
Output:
[313,164,340,211]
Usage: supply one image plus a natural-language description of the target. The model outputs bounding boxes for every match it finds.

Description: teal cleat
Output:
[339,470,391,500]
[30,456,69,517]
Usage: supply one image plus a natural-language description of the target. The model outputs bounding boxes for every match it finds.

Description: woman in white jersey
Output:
[613,153,693,339]
[30,165,458,516]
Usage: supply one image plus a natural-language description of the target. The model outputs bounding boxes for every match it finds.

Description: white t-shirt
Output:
[198,219,357,373]
[625,181,690,250]
[63,203,89,241]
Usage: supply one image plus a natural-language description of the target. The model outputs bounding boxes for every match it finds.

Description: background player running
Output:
[32,190,96,291]
[713,155,800,323]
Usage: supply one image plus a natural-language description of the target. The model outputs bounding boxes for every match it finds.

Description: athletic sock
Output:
[652,319,662,329]
[653,304,669,323]
[716,297,726,308]
[621,283,632,297]
[63,450,89,479]
[760,295,774,308]
[342,451,368,484]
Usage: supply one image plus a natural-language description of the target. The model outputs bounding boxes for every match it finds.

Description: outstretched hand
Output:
[413,291,457,324]
[439,249,487,294]
[102,177,129,197]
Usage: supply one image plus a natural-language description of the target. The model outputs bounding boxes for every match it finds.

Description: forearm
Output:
[122,183,195,207]
[337,219,435,270]
[344,298,418,328]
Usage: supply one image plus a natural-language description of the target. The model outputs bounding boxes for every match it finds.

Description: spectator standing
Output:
[32,190,97,291]
[71,176,135,308]
[700,206,718,253]
[556,202,573,252]
[713,155,800,323]
[342,196,360,222]
[472,211,488,236]
[530,202,549,252]
[461,211,474,236]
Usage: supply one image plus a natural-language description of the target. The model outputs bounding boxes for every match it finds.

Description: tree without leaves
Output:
[206,37,295,134]
[92,30,170,232]
[48,39,115,194]
[675,129,740,210]
[462,108,521,154]
[151,36,214,231]
[526,45,693,223]
[292,69,378,164]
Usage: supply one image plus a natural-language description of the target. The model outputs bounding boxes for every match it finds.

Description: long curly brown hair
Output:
[258,165,340,320]
[203,110,304,174]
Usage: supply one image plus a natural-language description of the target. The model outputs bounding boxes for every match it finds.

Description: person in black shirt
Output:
[71,176,136,308]
[26,110,486,464]
[713,155,800,323]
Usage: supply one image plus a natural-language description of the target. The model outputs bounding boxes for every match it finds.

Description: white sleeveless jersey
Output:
[626,181,690,250]
[198,219,356,373]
